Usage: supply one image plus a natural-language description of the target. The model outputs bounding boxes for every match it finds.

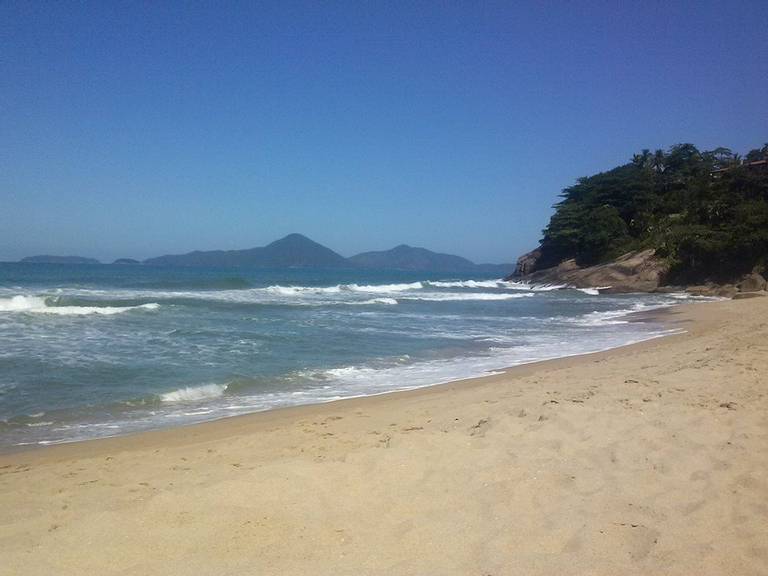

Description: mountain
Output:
[112,258,141,265]
[20,255,100,264]
[144,233,350,268]
[349,244,513,274]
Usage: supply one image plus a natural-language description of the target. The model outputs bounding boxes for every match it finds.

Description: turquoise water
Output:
[0,263,695,448]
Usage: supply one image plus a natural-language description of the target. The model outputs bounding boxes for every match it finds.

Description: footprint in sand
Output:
[469,418,491,437]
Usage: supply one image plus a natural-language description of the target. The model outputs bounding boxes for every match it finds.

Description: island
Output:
[20,255,100,265]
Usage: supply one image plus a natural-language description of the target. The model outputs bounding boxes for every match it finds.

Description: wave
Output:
[346,282,424,293]
[265,285,343,295]
[574,287,612,295]
[555,302,672,326]
[0,295,160,315]
[353,297,399,305]
[425,279,508,289]
[400,292,535,302]
[159,383,228,403]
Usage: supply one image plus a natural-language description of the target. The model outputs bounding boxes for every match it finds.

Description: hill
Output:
[20,255,100,264]
[349,244,513,274]
[144,234,350,268]
[515,143,768,286]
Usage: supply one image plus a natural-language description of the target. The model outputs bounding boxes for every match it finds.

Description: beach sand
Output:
[1,298,767,575]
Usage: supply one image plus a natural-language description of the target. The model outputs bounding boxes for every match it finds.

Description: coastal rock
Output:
[686,284,738,298]
[737,273,767,293]
[508,249,667,294]
[733,291,767,300]
[512,248,542,277]
[716,284,739,298]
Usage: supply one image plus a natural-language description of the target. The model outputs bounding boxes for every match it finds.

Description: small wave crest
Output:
[574,287,612,295]
[401,292,535,302]
[425,279,506,289]
[353,297,399,305]
[345,282,424,293]
[160,383,228,403]
[0,295,160,315]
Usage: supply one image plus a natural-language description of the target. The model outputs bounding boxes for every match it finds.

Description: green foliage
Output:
[536,142,768,282]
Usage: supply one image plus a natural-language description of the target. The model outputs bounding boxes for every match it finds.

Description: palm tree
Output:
[651,149,666,173]
[632,149,652,169]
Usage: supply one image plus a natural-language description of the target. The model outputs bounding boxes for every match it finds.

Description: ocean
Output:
[0,263,702,449]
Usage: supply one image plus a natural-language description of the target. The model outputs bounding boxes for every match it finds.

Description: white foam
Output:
[559,302,668,326]
[401,292,535,302]
[265,285,343,295]
[425,279,501,289]
[160,383,228,403]
[3,278,552,308]
[575,287,612,295]
[0,295,160,315]
[528,283,567,291]
[354,297,399,305]
[0,295,48,311]
[345,282,424,293]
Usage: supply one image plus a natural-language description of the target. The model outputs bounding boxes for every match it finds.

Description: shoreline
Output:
[1,302,687,461]
[2,297,766,575]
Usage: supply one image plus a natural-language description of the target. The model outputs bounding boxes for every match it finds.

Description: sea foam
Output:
[0,295,160,315]
[160,383,228,402]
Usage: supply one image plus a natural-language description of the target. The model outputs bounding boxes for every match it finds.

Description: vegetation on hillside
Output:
[534,143,768,282]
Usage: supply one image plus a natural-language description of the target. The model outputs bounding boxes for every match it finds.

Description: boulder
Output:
[686,285,717,297]
[686,284,738,297]
[716,284,739,298]
[733,291,767,300]
[737,273,767,293]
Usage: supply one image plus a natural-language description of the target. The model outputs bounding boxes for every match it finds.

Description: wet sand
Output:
[1,298,767,575]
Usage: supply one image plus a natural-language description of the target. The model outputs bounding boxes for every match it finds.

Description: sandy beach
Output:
[1,297,767,575]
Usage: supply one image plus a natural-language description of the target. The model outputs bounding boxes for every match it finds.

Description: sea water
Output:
[0,263,705,448]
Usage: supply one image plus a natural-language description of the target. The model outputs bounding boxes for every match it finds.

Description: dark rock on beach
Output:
[507,249,667,294]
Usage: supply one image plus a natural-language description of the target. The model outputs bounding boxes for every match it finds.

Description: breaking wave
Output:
[400,292,535,302]
[0,295,160,316]
[160,383,228,403]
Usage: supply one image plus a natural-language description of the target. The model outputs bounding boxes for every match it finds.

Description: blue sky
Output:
[2,1,767,263]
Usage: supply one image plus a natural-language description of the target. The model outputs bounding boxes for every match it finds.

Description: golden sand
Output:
[2,298,767,575]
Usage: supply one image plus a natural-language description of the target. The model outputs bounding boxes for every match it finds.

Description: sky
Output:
[2,1,767,264]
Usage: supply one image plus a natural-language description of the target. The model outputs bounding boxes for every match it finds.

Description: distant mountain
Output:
[144,233,350,268]
[112,258,141,265]
[21,255,100,264]
[349,244,513,275]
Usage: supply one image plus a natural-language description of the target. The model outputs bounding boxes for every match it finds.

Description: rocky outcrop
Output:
[737,273,767,293]
[733,291,767,300]
[508,248,768,298]
[507,249,668,294]
[513,248,541,277]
